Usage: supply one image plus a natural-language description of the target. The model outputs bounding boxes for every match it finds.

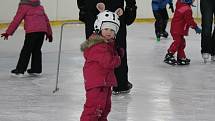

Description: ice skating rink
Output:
[1,23,215,121]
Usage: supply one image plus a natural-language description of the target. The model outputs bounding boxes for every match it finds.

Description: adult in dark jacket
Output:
[200,0,215,63]
[77,0,137,94]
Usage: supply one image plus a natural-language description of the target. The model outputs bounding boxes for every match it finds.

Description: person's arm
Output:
[88,44,121,69]
[184,8,201,34]
[6,5,28,35]
[44,13,53,42]
[77,0,87,22]
[184,9,197,28]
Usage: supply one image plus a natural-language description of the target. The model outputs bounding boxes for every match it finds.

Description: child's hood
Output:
[80,34,106,52]
[20,0,40,7]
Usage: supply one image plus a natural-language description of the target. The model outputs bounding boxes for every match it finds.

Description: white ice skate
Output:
[202,53,210,63]
[211,55,215,61]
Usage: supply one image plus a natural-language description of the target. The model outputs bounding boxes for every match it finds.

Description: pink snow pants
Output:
[80,87,112,121]
[168,34,187,59]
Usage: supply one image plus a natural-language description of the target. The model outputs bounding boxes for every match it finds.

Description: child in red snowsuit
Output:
[164,0,201,65]
[80,3,123,121]
[1,0,52,76]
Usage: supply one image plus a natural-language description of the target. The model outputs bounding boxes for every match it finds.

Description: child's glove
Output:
[169,3,174,13]
[46,34,53,42]
[1,33,9,40]
[116,47,125,58]
[194,26,202,34]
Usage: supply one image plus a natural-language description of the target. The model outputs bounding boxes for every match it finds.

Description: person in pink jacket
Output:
[164,0,201,65]
[80,3,123,121]
[1,0,52,76]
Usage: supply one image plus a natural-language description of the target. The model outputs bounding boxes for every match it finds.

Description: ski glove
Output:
[194,26,202,34]
[46,34,53,42]
[125,0,137,25]
[169,3,174,13]
[116,47,125,58]
[79,9,86,23]
[1,33,9,40]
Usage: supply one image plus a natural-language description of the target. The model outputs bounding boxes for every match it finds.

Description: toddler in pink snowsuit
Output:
[164,0,201,65]
[80,3,124,121]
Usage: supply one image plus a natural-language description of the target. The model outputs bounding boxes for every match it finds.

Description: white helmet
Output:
[94,10,120,34]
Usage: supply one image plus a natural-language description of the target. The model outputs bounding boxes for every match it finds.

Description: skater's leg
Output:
[177,36,186,59]
[30,32,45,73]
[153,10,163,41]
[113,20,132,93]
[161,8,169,38]
[176,36,190,65]
[14,33,36,73]
[80,87,110,121]
[99,88,112,121]
[200,0,213,54]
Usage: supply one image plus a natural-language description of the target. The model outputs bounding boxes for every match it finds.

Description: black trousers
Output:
[15,32,45,73]
[153,8,169,35]
[200,0,215,55]
[84,14,129,91]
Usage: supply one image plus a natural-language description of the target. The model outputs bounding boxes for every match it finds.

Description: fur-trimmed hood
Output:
[80,34,106,52]
[19,0,40,7]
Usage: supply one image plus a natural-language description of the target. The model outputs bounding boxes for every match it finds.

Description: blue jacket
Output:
[152,0,173,11]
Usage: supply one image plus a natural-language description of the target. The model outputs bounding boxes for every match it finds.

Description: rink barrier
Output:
[53,22,82,93]
[0,18,201,30]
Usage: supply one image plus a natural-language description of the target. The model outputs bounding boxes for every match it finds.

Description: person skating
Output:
[151,0,174,41]
[164,0,201,65]
[200,0,215,63]
[1,0,52,77]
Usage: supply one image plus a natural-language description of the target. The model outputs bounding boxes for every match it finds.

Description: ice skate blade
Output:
[27,73,42,77]
[112,90,131,95]
[164,61,177,66]
[11,73,25,78]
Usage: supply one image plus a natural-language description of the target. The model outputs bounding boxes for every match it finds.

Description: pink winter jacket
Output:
[6,4,52,36]
[170,1,197,36]
[81,34,121,90]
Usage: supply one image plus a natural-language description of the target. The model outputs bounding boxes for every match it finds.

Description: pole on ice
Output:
[53,22,82,93]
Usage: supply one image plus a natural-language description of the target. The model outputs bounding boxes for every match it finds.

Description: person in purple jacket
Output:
[1,0,53,77]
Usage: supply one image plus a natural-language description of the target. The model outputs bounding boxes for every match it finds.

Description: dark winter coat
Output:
[77,0,136,27]
[81,34,121,90]
[170,0,197,36]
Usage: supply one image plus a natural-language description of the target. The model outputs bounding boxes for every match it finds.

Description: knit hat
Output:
[101,22,119,34]
[94,3,123,35]
[20,0,40,6]
[94,10,120,34]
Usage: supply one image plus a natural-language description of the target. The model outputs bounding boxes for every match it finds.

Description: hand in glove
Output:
[46,34,53,42]
[125,0,137,25]
[116,47,125,58]
[169,3,174,13]
[79,10,86,23]
[194,26,202,34]
[1,33,9,40]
